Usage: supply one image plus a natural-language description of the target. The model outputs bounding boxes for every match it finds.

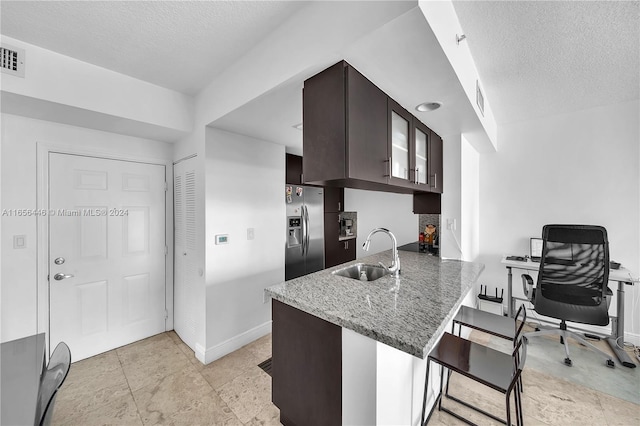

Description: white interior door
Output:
[49,153,166,361]
[173,158,197,350]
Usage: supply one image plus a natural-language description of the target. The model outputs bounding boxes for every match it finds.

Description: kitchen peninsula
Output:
[265,250,484,426]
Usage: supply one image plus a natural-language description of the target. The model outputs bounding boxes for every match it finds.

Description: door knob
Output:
[53,273,74,281]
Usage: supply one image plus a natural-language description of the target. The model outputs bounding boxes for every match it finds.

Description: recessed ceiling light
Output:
[416,102,442,112]
[293,123,303,130]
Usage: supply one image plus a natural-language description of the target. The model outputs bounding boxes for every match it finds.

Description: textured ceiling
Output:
[1,0,637,139]
[0,0,306,95]
[452,0,640,124]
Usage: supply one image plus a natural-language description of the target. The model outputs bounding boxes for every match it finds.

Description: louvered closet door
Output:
[49,153,166,361]
[173,158,197,350]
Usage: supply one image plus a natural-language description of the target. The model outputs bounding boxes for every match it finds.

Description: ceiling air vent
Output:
[1,44,25,78]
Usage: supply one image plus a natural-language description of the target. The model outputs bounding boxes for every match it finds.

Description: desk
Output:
[502,257,637,368]
[1,333,46,425]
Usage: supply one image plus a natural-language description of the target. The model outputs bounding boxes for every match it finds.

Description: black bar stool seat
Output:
[454,305,515,341]
[432,333,514,392]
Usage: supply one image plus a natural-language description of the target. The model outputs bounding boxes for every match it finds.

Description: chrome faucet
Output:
[362,228,400,277]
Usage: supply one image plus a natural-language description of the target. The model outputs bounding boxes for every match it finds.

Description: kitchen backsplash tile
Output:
[419,214,440,237]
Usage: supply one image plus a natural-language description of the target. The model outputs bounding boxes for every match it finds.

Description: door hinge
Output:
[164,309,169,320]
[164,182,168,192]
[164,246,168,256]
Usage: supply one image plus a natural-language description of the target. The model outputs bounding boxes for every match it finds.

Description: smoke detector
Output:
[1,44,25,78]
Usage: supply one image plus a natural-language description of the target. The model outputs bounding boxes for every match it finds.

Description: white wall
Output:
[440,134,463,260]
[1,36,193,138]
[477,100,640,340]
[344,189,417,259]
[461,135,480,261]
[202,127,285,363]
[0,113,173,342]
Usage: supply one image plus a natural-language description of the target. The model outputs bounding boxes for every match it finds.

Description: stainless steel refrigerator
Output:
[285,185,324,280]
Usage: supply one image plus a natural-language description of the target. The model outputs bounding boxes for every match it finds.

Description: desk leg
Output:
[605,280,636,368]
[507,266,513,318]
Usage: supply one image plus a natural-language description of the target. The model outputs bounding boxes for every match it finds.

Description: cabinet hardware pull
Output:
[415,167,419,184]
[431,173,437,188]
[338,202,341,211]
[345,241,348,249]
[383,157,391,177]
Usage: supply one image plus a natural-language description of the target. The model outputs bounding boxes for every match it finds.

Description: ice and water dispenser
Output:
[287,217,302,248]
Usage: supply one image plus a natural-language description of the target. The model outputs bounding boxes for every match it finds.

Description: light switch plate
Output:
[247,228,255,240]
[13,235,26,249]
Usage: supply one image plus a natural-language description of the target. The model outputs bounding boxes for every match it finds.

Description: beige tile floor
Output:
[52,330,639,426]
[53,332,278,426]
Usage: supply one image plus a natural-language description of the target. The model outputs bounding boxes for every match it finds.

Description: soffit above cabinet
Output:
[212,5,492,155]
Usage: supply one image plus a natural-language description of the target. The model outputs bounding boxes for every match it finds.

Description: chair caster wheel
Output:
[564,358,572,366]
[606,360,615,368]
[560,336,564,345]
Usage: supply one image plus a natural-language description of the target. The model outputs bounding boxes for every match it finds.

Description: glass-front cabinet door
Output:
[388,99,413,187]
[391,111,409,179]
[414,123,429,186]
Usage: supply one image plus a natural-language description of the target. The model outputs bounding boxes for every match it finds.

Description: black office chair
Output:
[36,342,71,426]
[521,224,615,368]
[421,306,528,426]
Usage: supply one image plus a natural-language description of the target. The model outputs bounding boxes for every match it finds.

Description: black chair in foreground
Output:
[421,306,528,426]
[521,224,615,368]
[36,341,71,426]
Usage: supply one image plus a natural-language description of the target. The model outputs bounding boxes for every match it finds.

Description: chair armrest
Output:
[521,274,534,301]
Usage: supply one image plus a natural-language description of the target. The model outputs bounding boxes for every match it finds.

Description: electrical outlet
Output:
[446,218,457,231]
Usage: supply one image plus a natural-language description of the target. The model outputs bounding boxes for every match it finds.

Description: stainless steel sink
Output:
[332,263,389,282]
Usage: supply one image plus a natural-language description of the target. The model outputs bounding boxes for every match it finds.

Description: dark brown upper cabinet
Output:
[387,99,432,191]
[429,130,443,194]
[286,153,303,185]
[303,60,443,196]
[323,186,344,213]
[303,61,388,189]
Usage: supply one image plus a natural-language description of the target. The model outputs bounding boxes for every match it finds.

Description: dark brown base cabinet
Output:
[272,300,342,426]
[326,240,356,268]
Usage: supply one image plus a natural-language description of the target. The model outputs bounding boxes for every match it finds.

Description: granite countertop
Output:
[265,251,484,359]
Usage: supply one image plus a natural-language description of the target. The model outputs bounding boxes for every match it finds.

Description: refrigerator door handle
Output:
[301,205,307,255]
[303,205,310,255]
[304,206,311,254]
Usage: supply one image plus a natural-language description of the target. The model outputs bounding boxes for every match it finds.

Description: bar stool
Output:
[421,307,528,426]
[453,304,526,393]
[452,304,524,342]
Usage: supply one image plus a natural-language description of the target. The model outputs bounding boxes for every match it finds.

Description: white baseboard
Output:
[195,321,273,365]
[623,331,640,346]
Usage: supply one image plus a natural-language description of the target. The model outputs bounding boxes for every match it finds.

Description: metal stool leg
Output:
[421,359,431,426]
